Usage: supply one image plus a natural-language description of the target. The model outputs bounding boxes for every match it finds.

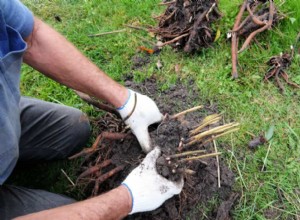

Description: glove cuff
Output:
[121,181,148,215]
[121,183,134,214]
[117,89,136,121]
[116,89,131,110]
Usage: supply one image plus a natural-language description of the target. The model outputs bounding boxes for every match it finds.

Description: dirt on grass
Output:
[74,75,238,219]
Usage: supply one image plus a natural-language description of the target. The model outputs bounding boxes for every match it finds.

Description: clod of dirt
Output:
[215,193,239,220]
[131,53,151,70]
[248,135,267,149]
[153,117,190,182]
[150,0,221,53]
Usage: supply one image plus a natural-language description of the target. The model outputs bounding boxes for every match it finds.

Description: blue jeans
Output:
[0,97,90,219]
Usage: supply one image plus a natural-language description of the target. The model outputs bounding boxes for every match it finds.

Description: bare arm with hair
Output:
[23,17,163,152]
[24,17,128,108]
[15,186,132,220]
[15,147,183,220]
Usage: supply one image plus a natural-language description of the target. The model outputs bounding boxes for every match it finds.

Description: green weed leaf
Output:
[214,28,221,42]
[265,125,275,141]
[289,17,296,24]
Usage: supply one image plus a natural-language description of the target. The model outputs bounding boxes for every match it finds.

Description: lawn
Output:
[12,0,300,219]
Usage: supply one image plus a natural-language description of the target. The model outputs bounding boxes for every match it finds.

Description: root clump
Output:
[230,0,282,78]
[151,0,222,53]
[265,47,300,92]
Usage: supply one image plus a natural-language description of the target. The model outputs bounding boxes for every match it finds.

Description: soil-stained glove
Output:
[122,147,184,214]
[117,89,163,153]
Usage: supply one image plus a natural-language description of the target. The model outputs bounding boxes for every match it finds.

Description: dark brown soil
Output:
[76,77,238,219]
[131,54,151,70]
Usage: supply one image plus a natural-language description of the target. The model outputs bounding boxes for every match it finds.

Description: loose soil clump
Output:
[71,77,239,219]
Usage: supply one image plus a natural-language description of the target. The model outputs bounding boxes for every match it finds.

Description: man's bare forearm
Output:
[24,17,127,108]
[15,186,131,220]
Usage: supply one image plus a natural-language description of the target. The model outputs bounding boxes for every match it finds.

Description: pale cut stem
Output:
[167,149,207,159]
[206,3,216,21]
[88,29,126,37]
[202,114,220,123]
[190,114,222,136]
[213,139,221,188]
[161,33,190,47]
[188,123,239,145]
[201,127,240,146]
[171,105,203,119]
[261,141,272,172]
[61,169,75,187]
[158,0,176,5]
[179,152,221,163]
[124,24,148,31]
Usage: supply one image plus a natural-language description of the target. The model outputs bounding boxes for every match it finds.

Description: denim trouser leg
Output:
[0,97,91,219]
[19,97,90,161]
[0,185,76,219]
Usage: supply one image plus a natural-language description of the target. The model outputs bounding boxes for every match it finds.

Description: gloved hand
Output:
[122,147,184,214]
[117,89,163,153]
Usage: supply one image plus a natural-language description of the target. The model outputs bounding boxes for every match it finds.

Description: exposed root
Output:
[92,165,124,196]
[238,0,275,53]
[74,90,120,117]
[69,132,132,159]
[231,0,247,78]
[230,0,281,78]
[77,159,112,180]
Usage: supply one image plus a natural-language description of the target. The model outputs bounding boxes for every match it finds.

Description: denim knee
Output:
[66,110,91,156]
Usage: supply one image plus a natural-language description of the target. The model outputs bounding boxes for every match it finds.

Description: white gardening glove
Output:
[117,89,163,153]
[122,147,184,214]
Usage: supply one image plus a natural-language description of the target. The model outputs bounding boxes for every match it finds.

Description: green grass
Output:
[13,0,300,219]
